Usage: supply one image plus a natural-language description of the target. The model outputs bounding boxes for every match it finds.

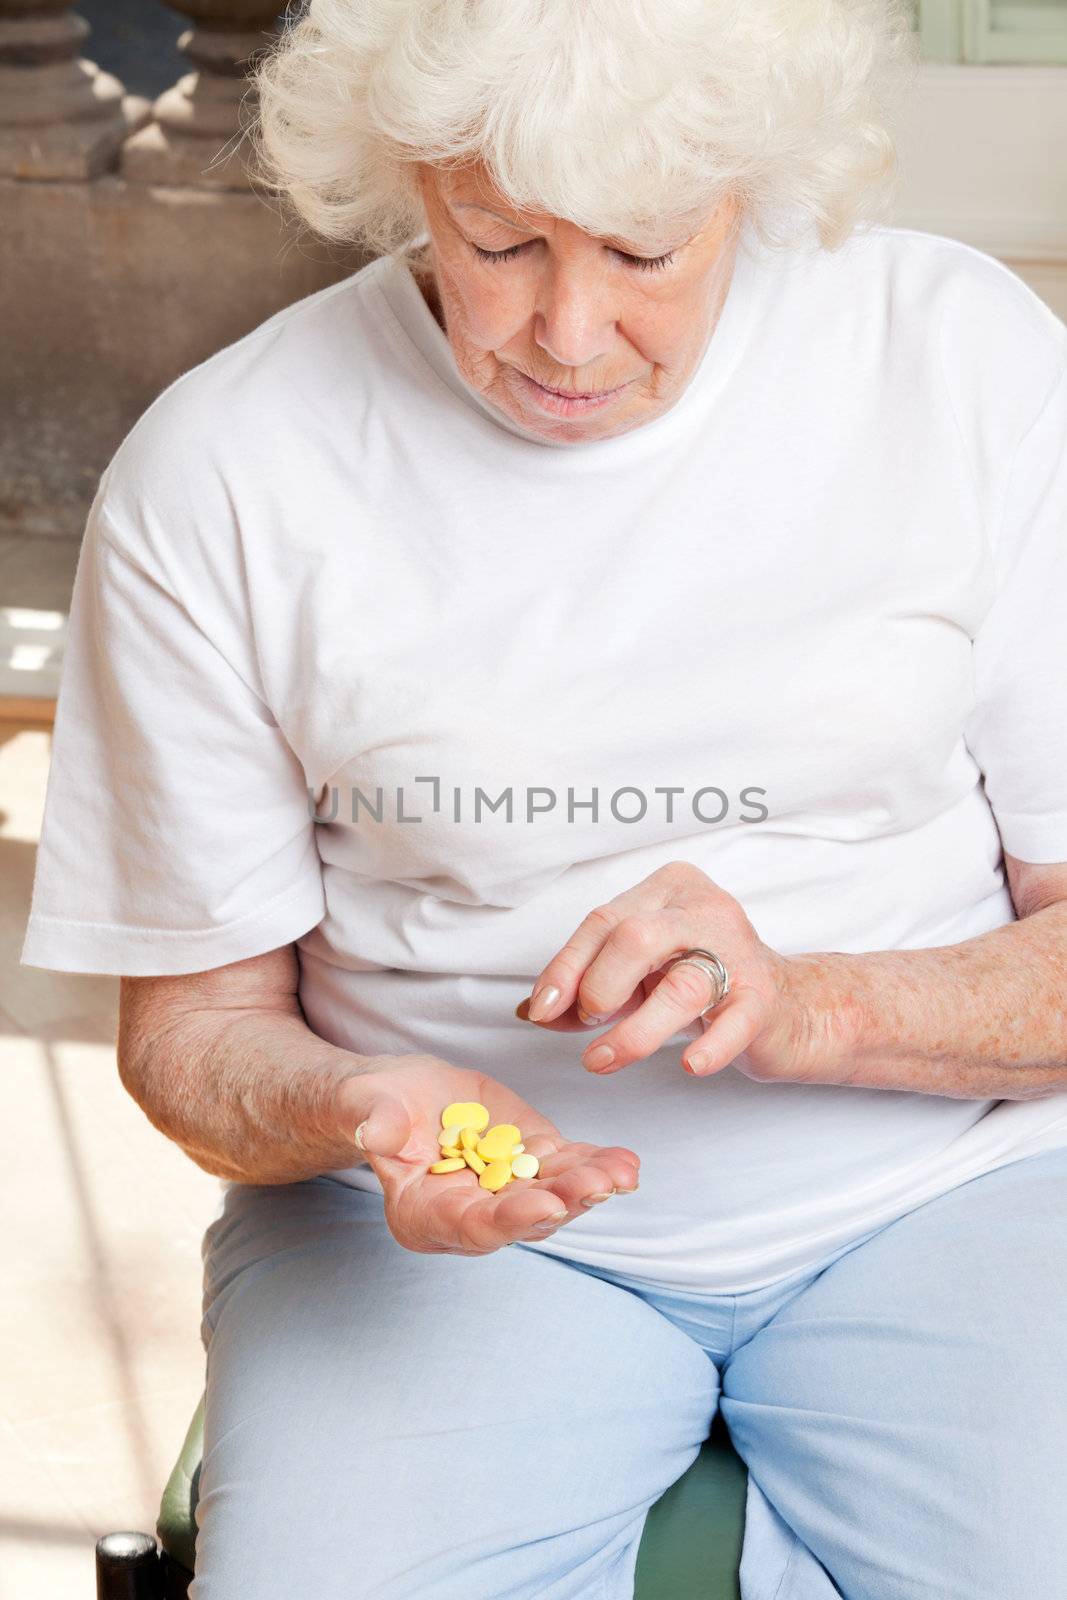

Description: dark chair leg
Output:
[95,1533,164,1600]
[159,1551,194,1600]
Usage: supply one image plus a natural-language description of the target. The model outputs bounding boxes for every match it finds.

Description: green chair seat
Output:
[157,1395,203,1578]
[158,1396,746,1599]
[635,1416,746,1598]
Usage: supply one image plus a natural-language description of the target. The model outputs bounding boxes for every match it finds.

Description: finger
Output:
[422,1177,499,1253]
[455,1194,521,1253]
[532,1152,636,1213]
[491,1184,571,1239]
[455,1185,572,1252]
[681,987,767,1076]
[515,989,645,1034]
[353,1095,413,1158]
[425,1150,610,1236]
[524,875,680,1023]
[574,905,697,1024]
[417,1168,568,1253]
[580,957,736,1073]
[522,1137,641,1192]
[416,1143,639,1250]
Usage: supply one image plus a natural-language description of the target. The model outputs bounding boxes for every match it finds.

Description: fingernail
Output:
[684,1050,710,1074]
[581,1191,615,1206]
[354,1120,368,1151]
[584,1044,615,1072]
[527,984,561,1022]
[616,1184,639,1194]
[577,1007,605,1026]
[532,1213,568,1232]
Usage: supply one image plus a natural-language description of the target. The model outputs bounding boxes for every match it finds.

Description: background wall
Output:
[894,62,1067,319]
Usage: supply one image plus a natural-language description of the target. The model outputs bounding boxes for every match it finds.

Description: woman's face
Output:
[413,160,743,445]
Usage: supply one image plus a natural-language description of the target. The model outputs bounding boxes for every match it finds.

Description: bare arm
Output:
[117,943,374,1185]
[517,856,1067,1098]
[785,854,1067,1099]
[116,943,641,1256]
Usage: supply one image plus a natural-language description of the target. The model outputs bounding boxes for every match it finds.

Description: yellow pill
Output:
[511,1143,525,1156]
[440,1146,462,1159]
[477,1124,523,1161]
[460,1127,480,1151]
[478,1160,513,1192]
[510,1153,540,1180]
[463,1150,487,1174]
[441,1102,490,1134]
[429,1158,466,1174]
[438,1124,466,1148]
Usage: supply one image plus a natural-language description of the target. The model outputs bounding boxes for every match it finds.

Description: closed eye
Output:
[470,242,676,273]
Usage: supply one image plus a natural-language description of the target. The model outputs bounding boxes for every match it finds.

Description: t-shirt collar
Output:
[370,219,764,455]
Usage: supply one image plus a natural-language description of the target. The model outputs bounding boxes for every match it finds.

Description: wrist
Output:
[767,949,864,1085]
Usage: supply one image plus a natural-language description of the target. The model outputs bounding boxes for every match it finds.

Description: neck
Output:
[407,245,447,333]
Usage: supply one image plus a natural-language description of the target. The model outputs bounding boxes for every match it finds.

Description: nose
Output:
[533,258,617,373]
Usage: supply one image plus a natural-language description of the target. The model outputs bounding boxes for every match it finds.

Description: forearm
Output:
[120,1004,375,1184]
[788,901,1067,1100]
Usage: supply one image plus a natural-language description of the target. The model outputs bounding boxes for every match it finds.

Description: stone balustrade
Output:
[123,0,285,188]
[0,0,284,188]
[0,0,365,545]
[0,0,150,179]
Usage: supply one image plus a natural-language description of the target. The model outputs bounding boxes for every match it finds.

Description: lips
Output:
[514,368,632,415]
[533,378,622,399]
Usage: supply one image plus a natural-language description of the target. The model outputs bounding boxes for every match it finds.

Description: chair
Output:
[95,1393,747,1598]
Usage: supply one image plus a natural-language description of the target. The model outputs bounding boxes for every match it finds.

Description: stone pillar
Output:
[0,0,149,179]
[121,0,282,190]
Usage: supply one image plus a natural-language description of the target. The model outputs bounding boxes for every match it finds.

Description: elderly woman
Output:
[21,0,1067,1594]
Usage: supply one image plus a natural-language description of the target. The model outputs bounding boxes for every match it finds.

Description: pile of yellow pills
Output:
[428,1101,541,1189]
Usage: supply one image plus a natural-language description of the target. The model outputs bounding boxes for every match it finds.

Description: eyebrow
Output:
[454,202,530,231]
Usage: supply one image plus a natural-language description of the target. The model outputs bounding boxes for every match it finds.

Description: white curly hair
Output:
[250,0,920,262]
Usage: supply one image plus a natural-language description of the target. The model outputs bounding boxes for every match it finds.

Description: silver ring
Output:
[665,947,730,1017]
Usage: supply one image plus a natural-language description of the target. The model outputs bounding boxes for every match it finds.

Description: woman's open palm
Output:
[333,1054,640,1256]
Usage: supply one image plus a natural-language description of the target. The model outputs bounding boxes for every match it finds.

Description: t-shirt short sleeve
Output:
[20,490,326,976]
[964,360,1067,864]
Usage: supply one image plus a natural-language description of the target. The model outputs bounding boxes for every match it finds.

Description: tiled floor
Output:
[1,722,221,1595]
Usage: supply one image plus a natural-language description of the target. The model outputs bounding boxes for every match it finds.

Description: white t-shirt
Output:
[21,219,1067,1292]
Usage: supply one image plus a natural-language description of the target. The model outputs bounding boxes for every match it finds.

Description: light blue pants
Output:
[191,1146,1067,1599]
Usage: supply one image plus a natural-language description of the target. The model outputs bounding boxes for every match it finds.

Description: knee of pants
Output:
[719,1149,1067,1600]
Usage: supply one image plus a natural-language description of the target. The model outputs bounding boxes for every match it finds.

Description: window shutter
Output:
[919,0,1067,63]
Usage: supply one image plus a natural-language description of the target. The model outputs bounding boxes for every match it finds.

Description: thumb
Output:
[354,1096,413,1160]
